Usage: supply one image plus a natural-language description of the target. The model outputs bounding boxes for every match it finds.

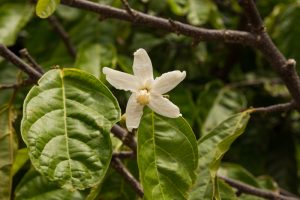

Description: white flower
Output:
[103,48,186,131]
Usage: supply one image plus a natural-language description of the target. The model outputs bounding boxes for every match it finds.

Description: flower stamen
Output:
[136,89,150,105]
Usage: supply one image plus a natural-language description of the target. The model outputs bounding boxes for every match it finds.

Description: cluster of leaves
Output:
[1,0,300,199]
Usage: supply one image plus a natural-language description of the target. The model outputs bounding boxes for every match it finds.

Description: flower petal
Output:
[133,48,153,81]
[103,67,139,91]
[152,70,186,94]
[148,95,181,118]
[126,93,144,131]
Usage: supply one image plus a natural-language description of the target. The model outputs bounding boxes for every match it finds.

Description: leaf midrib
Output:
[60,70,73,185]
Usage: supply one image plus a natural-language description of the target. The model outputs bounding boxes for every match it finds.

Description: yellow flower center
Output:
[136,89,150,105]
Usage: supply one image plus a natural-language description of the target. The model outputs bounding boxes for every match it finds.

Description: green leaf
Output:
[138,112,198,200]
[74,44,102,78]
[197,82,247,136]
[21,68,121,190]
[187,0,223,28]
[189,111,250,200]
[219,163,261,188]
[36,0,60,18]
[167,0,188,16]
[12,148,29,176]
[0,104,17,200]
[15,169,89,200]
[0,3,34,46]
[218,180,237,200]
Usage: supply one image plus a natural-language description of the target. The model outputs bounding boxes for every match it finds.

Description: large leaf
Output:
[21,68,121,190]
[15,169,89,200]
[0,3,33,46]
[36,0,60,18]
[138,112,198,200]
[74,44,102,78]
[189,111,250,200]
[197,82,247,136]
[0,104,17,200]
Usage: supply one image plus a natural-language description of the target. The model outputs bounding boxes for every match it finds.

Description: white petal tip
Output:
[102,67,109,74]
[134,48,147,56]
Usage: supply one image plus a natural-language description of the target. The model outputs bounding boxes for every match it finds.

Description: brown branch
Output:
[110,157,144,197]
[47,15,77,58]
[112,151,135,159]
[19,48,44,74]
[0,79,35,90]
[250,101,296,114]
[60,0,256,45]
[219,175,300,200]
[111,125,137,153]
[0,44,42,80]
[238,0,300,110]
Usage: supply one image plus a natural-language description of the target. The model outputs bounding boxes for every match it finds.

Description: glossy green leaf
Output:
[189,111,250,200]
[138,112,198,200]
[0,104,17,200]
[15,169,89,200]
[197,82,247,136]
[21,68,121,190]
[0,3,33,46]
[74,44,102,78]
[36,0,60,18]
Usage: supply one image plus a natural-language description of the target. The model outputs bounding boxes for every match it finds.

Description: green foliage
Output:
[197,82,247,136]
[138,112,198,200]
[21,68,120,190]
[189,111,250,200]
[1,0,300,199]
[0,3,33,45]
[36,0,60,18]
[0,104,17,200]
[15,169,89,200]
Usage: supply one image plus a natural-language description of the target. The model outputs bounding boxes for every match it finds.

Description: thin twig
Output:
[0,79,35,90]
[0,44,42,80]
[219,175,300,200]
[111,125,137,153]
[120,0,136,18]
[110,157,144,197]
[250,101,296,114]
[47,15,77,58]
[19,48,44,74]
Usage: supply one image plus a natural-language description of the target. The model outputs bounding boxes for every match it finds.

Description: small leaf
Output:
[0,104,17,200]
[0,3,34,46]
[197,82,247,136]
[36,0,60,18]
[15,169,89,200]
[189,112,250,200]
[74,44,102,78]
[138,112,198,200]
[167,0,188,16]
[21,68,121,190]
